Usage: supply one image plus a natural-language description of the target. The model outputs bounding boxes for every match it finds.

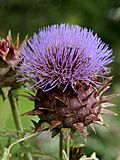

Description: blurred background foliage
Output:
[0,0,120,160]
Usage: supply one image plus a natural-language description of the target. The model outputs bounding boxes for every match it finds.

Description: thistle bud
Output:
[0,31,25,89]
[18,24,116,138]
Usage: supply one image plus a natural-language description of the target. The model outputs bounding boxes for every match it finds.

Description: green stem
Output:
[8,90,23,132]
[66,136,71,160]
[59,131,63,160]
[2,132,38,160]
[8,89,33,160]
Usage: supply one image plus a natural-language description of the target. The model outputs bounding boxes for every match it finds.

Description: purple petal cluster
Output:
[19,24,113,91]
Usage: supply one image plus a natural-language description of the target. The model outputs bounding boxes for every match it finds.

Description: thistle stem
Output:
[8,90,23,132]
[8,89,33,160]
[59,131,63,160]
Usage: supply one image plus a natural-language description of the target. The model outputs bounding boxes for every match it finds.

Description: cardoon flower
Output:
[19,24,116,138]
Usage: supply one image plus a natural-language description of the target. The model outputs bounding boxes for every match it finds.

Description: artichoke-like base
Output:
[23,77,117,138]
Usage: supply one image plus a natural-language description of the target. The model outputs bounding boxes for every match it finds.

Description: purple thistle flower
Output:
[19,24,113,91]
[19,24,117,138]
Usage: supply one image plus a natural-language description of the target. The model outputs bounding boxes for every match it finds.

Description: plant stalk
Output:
[8,90,23,132]
[8,89,33,160]
[59,131,63,160]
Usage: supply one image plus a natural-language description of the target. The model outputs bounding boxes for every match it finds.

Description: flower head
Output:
[19,24,115,138]
[0,31,26,89]
[19,24,113,91]
[0,31,19,68]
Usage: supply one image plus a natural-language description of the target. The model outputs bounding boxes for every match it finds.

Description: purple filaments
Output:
[19,24,113,91]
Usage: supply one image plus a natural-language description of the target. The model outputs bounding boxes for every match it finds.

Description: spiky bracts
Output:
[0,31,26,88]
[19,24,116,138]
[23,77,117,138]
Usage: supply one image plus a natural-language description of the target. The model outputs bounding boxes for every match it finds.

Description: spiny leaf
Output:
[102,93,120,101]
[18,93,36,101]
[21,109,43,116]
[100,108,117,115]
